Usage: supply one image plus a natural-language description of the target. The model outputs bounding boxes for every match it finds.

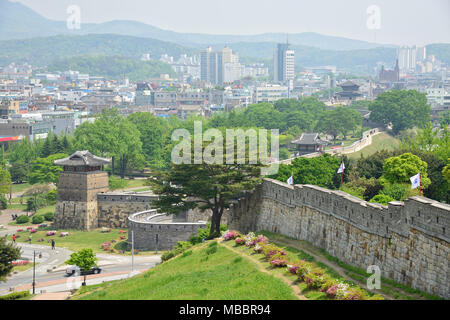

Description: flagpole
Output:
[419,171,422,196]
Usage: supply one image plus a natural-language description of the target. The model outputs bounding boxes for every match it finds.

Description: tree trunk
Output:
[111,156,115,175]
[209,208,218,238]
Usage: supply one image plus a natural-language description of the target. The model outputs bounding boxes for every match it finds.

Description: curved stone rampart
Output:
[128,210,207,251]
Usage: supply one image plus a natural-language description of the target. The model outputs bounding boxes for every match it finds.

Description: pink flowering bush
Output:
[16,229,23,232]
[223,230,240,241]
[326,285,338,298]
[270,258,289,268]
[30,229,37,233]
[101,242,111,251]
[235,237,245,245]
[59,232,70,237]
[287,264,299,275]
[253,244,263,253]
[46,231,56,236]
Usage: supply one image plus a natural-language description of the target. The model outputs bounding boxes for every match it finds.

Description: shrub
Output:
[304,273,328,290]
[369,194,394,205]
[222,230,240,241]
[16,215,29,224]
[235,237,245,245]
[44,212,54,221]
[0,194,7,209]
[270,258,289,268]
[189,223,227,244]
[31,215,44,224]
[45,189,57,204]
[26,197,46,212]
[0,291,30,300]
[161,251,175,261]
[205,246,217,255]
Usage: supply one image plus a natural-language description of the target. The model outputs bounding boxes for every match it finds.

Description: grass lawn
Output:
[9,227,155,256]
[11,183,32,194]
[124,179,148,189]
[10,228,127,254]
[72,241,298,300]
[8,204,55,226]
[347,132,399,160]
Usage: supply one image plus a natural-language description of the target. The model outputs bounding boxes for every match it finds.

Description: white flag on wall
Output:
[410,172,420,189]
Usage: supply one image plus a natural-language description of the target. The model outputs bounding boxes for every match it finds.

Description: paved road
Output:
[0,241,161,296]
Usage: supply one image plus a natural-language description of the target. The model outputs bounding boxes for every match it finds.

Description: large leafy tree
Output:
[270,154,346,190]
[9,161,28,183]
[127,112,170,169]
[28,153,67,184]
[369,90,430,134]
[0,236,21,282]
[380,152,431,189]
[315,106,362,141]
[0,168,11,195]
[149,134,265,237]
[74,108,144,178]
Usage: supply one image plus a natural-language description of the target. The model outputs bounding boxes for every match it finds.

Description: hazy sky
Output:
[12,0,450,45]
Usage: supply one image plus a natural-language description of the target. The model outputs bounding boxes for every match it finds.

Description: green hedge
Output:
[31,215,45,224]
[16,215,29,224]
[0,291,30,300]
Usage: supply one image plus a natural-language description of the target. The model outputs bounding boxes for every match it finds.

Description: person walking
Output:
[51,239,55,250]
[12,234,16,243]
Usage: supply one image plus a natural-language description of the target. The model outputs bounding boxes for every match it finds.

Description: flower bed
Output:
[12,260,29,266]
[46,231,56,236]
[59,232,70,237]
[230,231,384,300]
[222,230,240,241]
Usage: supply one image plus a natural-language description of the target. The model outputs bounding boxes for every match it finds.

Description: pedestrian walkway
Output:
[32,291,72,300]
[14,269,147,294]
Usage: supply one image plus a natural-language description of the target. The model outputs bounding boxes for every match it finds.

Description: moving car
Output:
[66,265,102,276]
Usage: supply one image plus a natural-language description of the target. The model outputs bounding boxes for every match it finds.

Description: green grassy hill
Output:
[72,241,298,300]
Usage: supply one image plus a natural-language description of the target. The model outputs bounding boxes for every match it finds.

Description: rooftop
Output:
[54,150,111,167]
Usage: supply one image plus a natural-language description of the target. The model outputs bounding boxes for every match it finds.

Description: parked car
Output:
[66,266,102,276]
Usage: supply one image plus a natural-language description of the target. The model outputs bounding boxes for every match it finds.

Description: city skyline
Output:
[9,0,450,46]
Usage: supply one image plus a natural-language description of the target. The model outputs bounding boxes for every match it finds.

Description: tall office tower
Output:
[274,43,295,83]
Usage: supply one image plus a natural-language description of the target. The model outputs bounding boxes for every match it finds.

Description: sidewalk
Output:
[32,291,72,300]
[14,269,147,297]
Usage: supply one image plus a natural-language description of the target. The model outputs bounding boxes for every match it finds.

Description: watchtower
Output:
[53,150,111,230]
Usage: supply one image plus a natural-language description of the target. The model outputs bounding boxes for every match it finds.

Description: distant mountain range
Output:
[0,0,394,51]
[0,0,449,75]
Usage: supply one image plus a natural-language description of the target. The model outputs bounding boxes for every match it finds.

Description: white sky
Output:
[11,0,450,45]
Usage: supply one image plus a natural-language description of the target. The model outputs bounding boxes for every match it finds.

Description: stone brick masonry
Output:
[228,178,450,298]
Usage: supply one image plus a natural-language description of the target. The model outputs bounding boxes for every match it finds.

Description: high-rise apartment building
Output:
[274,43,295,83]
[398,45,427,72]
[201,46,241,85]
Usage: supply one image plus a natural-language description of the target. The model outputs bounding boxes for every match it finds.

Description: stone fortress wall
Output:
[97,192,158,228]
[227,178,450,298]
[128,209,207,250]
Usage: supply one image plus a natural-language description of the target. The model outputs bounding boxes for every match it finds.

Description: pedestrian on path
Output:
[12,234,16,243]
[51,239,55,250]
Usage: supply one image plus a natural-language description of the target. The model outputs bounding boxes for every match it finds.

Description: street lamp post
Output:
[131,230,134,273]
[32,250,36,294]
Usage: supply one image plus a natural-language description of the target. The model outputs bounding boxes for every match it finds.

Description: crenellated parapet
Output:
[228,178,450,298]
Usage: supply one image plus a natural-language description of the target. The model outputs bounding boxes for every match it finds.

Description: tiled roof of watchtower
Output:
[291,133,327,145]
[54,150,111,166]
